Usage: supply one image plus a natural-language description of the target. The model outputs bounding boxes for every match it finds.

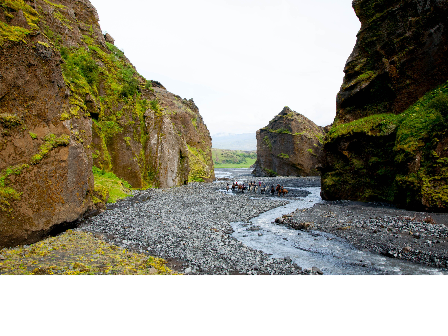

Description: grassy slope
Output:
[92,166,132,203]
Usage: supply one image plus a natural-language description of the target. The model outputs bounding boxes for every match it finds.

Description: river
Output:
[215,168,446,275]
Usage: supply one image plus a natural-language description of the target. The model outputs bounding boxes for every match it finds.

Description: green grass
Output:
[214,158,256,168]
[212,149,257,168]
[92,166,132,203]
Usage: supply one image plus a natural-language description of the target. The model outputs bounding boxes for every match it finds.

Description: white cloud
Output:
[90,0,360,135]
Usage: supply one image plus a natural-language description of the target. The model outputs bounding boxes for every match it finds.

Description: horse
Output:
[278,187,288,197]
[276,184,281,194]
[238,184,247,193]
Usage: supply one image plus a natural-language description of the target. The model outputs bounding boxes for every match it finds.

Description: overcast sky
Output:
[89,0,360,135]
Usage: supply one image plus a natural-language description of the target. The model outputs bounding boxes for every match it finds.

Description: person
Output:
[226,183,229,192]
[271,185,275,195]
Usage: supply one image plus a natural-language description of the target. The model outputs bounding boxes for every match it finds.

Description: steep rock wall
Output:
[0,0,213,247]
[252,107,325,177]
[321,0,448,211]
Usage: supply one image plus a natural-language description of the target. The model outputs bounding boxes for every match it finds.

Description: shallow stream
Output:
[217,169,446,274]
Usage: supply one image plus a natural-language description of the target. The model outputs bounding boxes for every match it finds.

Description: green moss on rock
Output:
[0,21,31,46]
[323,80,448,210]
[0,0,40,32]
[0,113,22,128]
[0,164,29,212]
[30,133,70,164]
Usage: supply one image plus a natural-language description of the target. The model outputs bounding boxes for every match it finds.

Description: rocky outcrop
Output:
[0,0,213,247]
[321,0,448,211]
[252,107,325,177]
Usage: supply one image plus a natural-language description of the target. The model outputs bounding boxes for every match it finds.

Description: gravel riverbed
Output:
[78,171,448,274]
[284,200,448,269]
[79,178,321,275]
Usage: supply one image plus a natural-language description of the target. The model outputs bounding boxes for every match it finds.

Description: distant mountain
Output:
[211,133,257,151]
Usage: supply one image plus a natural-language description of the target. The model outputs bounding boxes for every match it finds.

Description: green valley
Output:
[212,149,257,168]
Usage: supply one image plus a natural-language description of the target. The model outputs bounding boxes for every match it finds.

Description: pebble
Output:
[312,267,324,275]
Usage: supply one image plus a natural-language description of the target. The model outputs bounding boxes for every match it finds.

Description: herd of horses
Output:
[227,182,289,196]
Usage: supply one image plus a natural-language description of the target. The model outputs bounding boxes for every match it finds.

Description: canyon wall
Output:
[0,0,213,247]
[321,0,448,211]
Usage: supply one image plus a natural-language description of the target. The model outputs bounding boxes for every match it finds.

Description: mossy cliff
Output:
[252,107,325,177]
[0,0,213,247]
[321,0,448,211]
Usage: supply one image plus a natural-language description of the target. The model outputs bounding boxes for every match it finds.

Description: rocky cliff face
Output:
[252,107,325,177]
[321,0,448,211]
[0,0,214,247]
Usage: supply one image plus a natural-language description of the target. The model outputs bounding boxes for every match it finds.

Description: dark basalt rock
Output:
[321,0,448,212]
[252,107,326,177]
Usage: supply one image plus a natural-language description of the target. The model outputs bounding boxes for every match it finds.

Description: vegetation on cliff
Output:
[323,80,448,210]
[0,0,39,46]
[321,0,448,211]
[334,0,448,123]
[92,166,132,203]
[0,0,214,247]
[0,132,70,213]
[187,145,213,182]
[1,0,213,191]
[57,26,158,187]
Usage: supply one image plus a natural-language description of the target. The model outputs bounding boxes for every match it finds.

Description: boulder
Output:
[252,107,326,177]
